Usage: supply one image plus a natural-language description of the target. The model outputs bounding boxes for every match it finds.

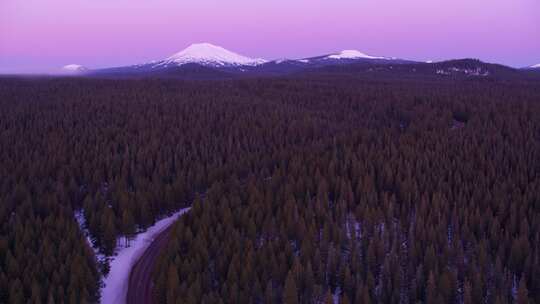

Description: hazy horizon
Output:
[1,0,539,74]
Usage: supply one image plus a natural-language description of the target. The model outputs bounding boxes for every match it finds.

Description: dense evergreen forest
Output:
[0,75,539,303]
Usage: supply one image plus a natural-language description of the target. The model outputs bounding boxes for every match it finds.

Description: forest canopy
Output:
[0,75,539,303]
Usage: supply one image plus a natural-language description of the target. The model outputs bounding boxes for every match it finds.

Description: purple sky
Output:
[1,0,539,73]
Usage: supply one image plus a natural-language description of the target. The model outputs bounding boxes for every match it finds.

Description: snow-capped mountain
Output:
[325,50,388,60]
[153,43,267,68]
[89,44,411,77]
[530,63,540,69]
[62,64,88,73]
[81,43,527,79]
[283,49,407,67]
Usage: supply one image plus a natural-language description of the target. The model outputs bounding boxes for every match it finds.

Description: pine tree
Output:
[167,265,180,304]
[517,276,529,304]
[122,209,136,246]
[264,281,274,304]
[304,262,315,301]
[283,270,298,304]
[463,280,473,304]
[426,271,437,304]
[324,291,334,304]
[102,209,117,255]
[9,279,24,304]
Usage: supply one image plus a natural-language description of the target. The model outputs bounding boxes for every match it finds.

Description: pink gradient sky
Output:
[1,0,539,73]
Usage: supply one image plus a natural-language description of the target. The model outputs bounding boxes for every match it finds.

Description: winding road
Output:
[126,224,174,304]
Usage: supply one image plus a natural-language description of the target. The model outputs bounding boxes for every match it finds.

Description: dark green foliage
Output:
[0,75,539,303]
[283,270,298,304]
[150,77,540,303]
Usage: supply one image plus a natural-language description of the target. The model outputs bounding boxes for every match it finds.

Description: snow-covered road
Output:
[76,208,190,304]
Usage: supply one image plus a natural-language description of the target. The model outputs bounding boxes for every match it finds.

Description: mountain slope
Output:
[88,43,267,78]
[277,49,415,69]
[297,58,525,80]
[93,63,235,80]
[89,46,408,78]
[155,43,266,67]
[70,45,533,80]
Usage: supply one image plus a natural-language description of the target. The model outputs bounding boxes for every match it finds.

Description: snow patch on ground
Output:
[436,67,489,76]
[333,287,341,303]
[75,211,107,264]
[75,208,190,304]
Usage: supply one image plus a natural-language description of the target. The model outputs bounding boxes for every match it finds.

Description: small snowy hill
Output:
[283,49,405,67]
[326,50,388,60]
[154,43,267,68]
[62,64,88,73]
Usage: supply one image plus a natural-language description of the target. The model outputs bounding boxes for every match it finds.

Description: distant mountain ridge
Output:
[68,43,405,75]
[61,43,539,79]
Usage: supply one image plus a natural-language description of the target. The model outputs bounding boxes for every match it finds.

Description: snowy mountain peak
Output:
[62,64,88,72]
[160,43,267,67]
[531,63,540,68]
[327,50,386,60]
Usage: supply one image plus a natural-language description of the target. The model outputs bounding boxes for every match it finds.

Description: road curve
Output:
[126,224,174,304]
